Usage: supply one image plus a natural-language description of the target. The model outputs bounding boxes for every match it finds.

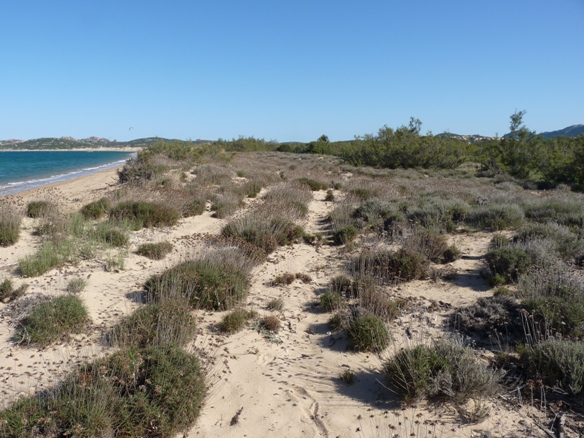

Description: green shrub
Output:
[137,241,174,260]
[297,177,328,191]
[109,201,179,230]
[442,245,461,263]
[80,197,111,219]
[354,248,428,283]
[18,295,89,346]
[145,258,250,310]
[522,294,584,339]
[0,206,21,247]
[332,225,359,245]
[325,189,335,201]
[94,222,129,247]
[183,198,206,217]
[484,247,533,284]
[0,279,13,300]
[66,277,87,293]
[320,291,346,312]
[110,301,196,347]
[219,308,256,333]
[0,280,27,303]
[0,345,206,437]
[520,339,584,394]
[384,340,501,403]
[346,314,390,352]
[465,204,524,230]
[26,200,52,218]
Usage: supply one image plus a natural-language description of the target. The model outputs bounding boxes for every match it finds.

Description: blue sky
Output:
[1,1,583,142]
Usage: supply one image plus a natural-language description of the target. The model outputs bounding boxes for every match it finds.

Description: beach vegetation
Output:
[0,206,21,247]
[0,345,206,438]
[137,241,174,260]
[80,197,111,219]
[109,301,196,348]
[384,339,501,403]
[26,200,53,218]
[219,308,257,333]
[346,314,390,352]
[109,201,180,230]
[66,277,87,293]
[16,295,90,346]
[145,255,251,311]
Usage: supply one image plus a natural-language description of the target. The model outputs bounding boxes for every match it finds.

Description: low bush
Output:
[267,297,284,311]
[354,248,428,283]
[320,291,346,312]
[404,230,454,263]
[0,279,13,300]
[183,198,206,217]
[452,296,523,343]
[489,233,509,250]
[66,277,87,293]
[137,241,174,260]
[0,206,21,247]
[346,314,390,352]
[520,339,584,395]
[0,280,27,303]
[325,189,335,201]
[522,296,584,339]
[109,201,180,230]
[523,198,584,228]
[26,200,52,218]
[0,345,206,437]
[330,275,354,297]
[219,308,257,333]
[260,315,281,332]
[297,177,328,191]
[80,197,111,219]
[222,217,305,254]
[332,225,359,245]
[484,247,533,284]
[110,301,196,347]
[17,295,89,346]
[273,272,296,285]
[145,257,250,310]
[94,222,129,247]
[465,204,524,230]
[359,289,402,321]
[384,339,501,403]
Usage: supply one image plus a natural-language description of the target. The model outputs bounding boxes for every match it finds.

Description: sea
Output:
[0,151,135,197]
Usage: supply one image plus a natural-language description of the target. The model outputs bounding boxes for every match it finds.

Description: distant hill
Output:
[0,136,212,150]
[540,124,584,139]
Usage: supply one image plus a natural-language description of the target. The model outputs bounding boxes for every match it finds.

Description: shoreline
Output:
[2,165,123,206]
[0,147,142,152]
[0,152,134,198]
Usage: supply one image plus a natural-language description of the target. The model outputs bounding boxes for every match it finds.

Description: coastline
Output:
[0,151,135,198]
[0,147,142,152]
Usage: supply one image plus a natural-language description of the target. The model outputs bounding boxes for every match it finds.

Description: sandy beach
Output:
[0,156,561,437]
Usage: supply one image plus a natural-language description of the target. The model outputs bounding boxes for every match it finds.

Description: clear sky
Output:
[1,1,583,142]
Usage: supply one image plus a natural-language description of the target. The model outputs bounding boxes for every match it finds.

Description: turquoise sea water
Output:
[0,151,134,197]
